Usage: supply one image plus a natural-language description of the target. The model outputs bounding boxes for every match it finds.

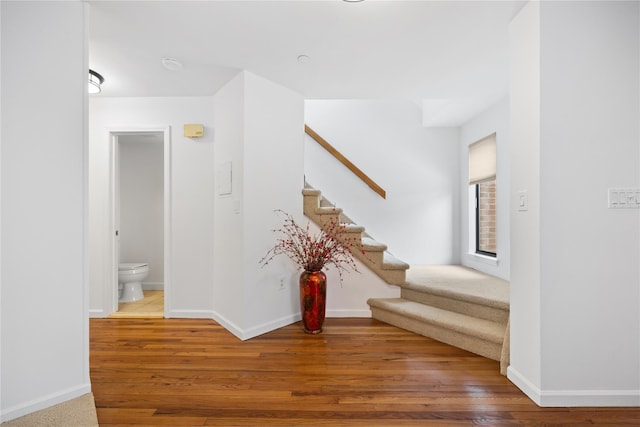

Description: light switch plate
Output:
[517,190,528,211]
[608,188,640,208]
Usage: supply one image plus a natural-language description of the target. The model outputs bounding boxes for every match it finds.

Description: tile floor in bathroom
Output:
[109,290,164,318]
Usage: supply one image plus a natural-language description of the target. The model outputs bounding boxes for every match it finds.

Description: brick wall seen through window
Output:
[477,180,496,255]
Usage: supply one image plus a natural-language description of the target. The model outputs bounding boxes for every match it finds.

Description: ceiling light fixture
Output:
[162,57,183,71]
[88,69,104,94]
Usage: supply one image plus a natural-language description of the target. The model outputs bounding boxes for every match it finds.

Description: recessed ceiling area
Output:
[88,0,525,126]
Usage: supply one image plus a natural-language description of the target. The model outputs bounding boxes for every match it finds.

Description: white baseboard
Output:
[0,383,92,423]
[166,308,300,341]
[507,366,542,405]
[142,282,164,291]
[327,309,371,318]
[539,389,640,407]
[239,313,302,340]
[89,308,106,318]
[210,310,247,340]
[165,309,371,341]
[165,309,215,319]
[163,309,264,340]
[507,366,640,407]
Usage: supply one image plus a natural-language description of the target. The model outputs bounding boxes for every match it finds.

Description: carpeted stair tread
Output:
[368,297,504,344]
[362,237,387,252]
[302,188,321,197]
[404,265,509,310]
[381,253,410,270]
[314,206,343,215]
[343,224,365,233]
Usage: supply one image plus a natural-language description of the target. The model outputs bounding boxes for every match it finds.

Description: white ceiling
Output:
[89,0,525,126]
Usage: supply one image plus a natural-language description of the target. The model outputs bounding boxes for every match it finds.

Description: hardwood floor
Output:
[109,290,164,318]
[90,318,640,426]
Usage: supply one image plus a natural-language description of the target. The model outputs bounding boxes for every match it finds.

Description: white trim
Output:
[89,308,106,318]
[142,282,164,291]
[210,310,249,340]
[165,310,374,342]
[166,310,249,341]
[507,366,640,407]
[507,366,542,406]
[106,127,172,318]
[327,309,371,318]
[0,4,4,421]
[239,313,302,341]
[0,384,92,423]
[162,126,172,318]
[468,252,499,267]
[168,310,302,342]
[107,132,119,316]
[539,389,640,407]
[166,309,216,319]
[81,0,91,400]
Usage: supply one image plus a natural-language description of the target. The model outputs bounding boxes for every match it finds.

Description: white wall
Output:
[89,97,215,317]
[119,137,164,287]
[459,98,510,280]
[508,0,542,401]
[242,72,306,335]
[1,1,3,417]
[305,100,460,266]
[0,1,90,421]
[243,73,402,331]
[509,0,640,406]
[212,71,310,339]
[538,0,639,406]
[211,73,246,334]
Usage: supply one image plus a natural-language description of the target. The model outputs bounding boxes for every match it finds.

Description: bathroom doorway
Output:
[108,128,171,318]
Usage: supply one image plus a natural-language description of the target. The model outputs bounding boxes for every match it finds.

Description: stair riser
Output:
[314,212,342,223]
[361,250,384,266]
[401,288,509,324]
[371,307,502,361]
[352,251,406,285]
[303,195,320,213]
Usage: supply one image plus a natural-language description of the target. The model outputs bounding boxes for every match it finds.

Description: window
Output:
[469,134,497,258]
[476,180,496,256]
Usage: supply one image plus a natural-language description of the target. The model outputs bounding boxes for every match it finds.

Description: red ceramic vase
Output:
[299,270,327,334]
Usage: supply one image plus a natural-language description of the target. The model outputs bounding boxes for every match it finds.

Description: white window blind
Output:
[468,133,496,185]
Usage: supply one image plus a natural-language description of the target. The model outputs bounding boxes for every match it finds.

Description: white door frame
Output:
[106,126,172,317]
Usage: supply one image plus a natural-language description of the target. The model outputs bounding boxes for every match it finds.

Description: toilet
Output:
[118,263,149,302]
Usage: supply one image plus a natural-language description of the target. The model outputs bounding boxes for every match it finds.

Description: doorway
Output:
[107,128,171,318]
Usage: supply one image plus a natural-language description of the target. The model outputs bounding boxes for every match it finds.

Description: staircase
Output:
[302,186,511,374]
[368,265,510,373]
[302,186,410,285]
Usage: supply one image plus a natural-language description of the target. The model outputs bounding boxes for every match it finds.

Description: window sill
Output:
[468,252,499,267]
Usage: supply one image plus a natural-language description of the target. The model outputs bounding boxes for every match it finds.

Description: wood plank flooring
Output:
[109,291,164,318]
[90,318,640,426]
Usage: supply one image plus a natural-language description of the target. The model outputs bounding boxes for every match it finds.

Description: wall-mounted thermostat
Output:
[184,124,204,138]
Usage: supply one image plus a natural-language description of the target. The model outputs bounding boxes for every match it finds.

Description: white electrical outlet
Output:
[608,188,640,209]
